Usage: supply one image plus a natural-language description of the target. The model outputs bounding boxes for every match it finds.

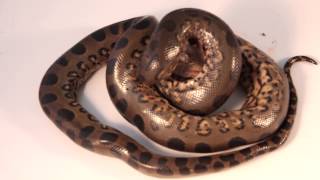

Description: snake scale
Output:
[39,8,317,176]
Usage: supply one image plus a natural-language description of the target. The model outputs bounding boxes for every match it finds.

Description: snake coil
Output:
[39,8,317,176]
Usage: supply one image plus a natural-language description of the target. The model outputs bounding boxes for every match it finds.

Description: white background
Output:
[1,0,319,179]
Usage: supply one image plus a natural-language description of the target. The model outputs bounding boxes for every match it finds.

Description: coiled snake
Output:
[39,8,317,176]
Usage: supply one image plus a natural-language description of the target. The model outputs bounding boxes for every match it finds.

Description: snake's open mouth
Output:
[171,36,205,81]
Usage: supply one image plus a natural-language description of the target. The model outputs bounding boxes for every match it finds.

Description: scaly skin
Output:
[38,8,317,177]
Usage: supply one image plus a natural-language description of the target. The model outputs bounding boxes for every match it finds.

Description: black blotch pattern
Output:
[115,99,128,113]
[175,158,188,167]
[41,73,58,86]
[106,58,116,75]
[167,138,185,151]
[239,148,252,157]
[194,164,207,173]
[110,24,119,35]
[258,141,268,148]
[194,143,212,153]
[71,43,86,55]
[126,142,138,153]
[230,160,240,166]
[57,56,68,66]
[57,108,75,121]
[220,154,235,162]
[91,29,106,41]
[123,19,134,31]
[43,107,50,116]
[107,84,117,98]
[81,139,93,149]
[226,31,237,47]
[66,129,75,140]
[179,167,190,175]
[198,156,212,164]
[115,37,128,49]
[213,161,224,169]
[133,18,150,29]
[139,152,152,164]
[41,93,57,104]
[228,137,248,148]
[158,157,168,166]
[100,132,119,143]
[162,20,176,32]
[271,135,282,144]
[79,126,95,139]
[282,120,292,130]
[157,167,173,176]
[132,114,144,132]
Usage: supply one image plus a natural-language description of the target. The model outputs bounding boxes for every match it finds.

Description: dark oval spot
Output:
[107,84,117,98]
[132,114,144,132]
[194,143,212,153]
[123,19,134,31]
[179,167,190,175]
[81,139,93,149]
[271,135,282,144]
[57,108,75,121]
[106,58,116,75]
[158,157,168,166]
[79,126,95,139]
[57,56,68,66]
[228,137,248,148]
[162,20,176,32]
[258,141,268,148]
[41,73,58,86]
[139,152,152,164]
[41,93,57,104]
[167,138,185,151]
[157,167,173,176]
[115,99,128,113]
[194,164,207,173]
[213,161,224,170]
[133,18,150,29]
[126,142,138,153]
[188,12,199,17]
[100,132,118,143]
[198,156,212,164]
[110,24,119,35]
[226,31,237,47]
[282,120,292,130]
[71,43,86,55]
[66,129,75,140]
[239,148,252,157]
[175,158,188,167]
[115,37,128,49]
[220,154,235,162]
[230,160,240,166]
[43,107,50,116]
[91,29,106,41]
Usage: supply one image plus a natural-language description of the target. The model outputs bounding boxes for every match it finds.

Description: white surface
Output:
[0,0,319,179]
